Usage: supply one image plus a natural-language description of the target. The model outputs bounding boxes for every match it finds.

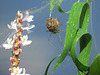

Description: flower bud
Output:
[18,27,21,30]
[18,42,21,47]
[19,19,23,24]
[18,36,21,41]
[20,28,23,32]
[13,46,18,50]
[19,15,21,18]
[15,39,18,43]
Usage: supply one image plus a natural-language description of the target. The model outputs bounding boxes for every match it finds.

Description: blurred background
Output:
[0,0,100,75]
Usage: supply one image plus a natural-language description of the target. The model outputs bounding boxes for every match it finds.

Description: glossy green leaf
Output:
[53,2,88,72]
[44,55,59,75]
[78,3,90,75]
[79,3,90,31]
[49,0,56,17]
[50,0,70,17]
[86,0,92,4]
[70,29,92,72]
[57,0,70,13]
[86,54,100,75]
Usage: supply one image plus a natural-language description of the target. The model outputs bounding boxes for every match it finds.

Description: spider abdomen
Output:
[46,18,59,33]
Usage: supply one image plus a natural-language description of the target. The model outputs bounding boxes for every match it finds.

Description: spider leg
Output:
[48,32,52,40]
[58,32,62,46]
[58,30,66,32]
[58,24,63,29]
[46,30,50,32]
[57,18,60,22]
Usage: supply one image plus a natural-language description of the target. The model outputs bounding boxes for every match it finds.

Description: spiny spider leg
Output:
[58,30,66,32]
[58,24,63,29]
[58,32,62,46]
[48,32,53,40]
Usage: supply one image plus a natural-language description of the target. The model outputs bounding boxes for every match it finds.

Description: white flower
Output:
[14,67,22,74]
[13,34,16,40]
[20,68,30,75]
[21,35,32,46]
[23,25,35,33]
[11,68,30,75]
[8,20,17,31]
[2,34,15,49]
[23,11,34,22]
[11,67,22,75]
[23,15,34,22]
[2,38,14,49]
[11,73,15,75]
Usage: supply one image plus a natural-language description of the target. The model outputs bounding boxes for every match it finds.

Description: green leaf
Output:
[57,0,70,13]
[50,0,70,17]
[86,54,100,75]
[44,55,59,75]
[50,0,56,17]
[86,0,92,4]
[70,29,92,72]
[79,3,90,31]
[78,3,90,75]
[52,2,88,73]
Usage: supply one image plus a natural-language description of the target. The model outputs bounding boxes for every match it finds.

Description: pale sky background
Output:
[0,0,100,75]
